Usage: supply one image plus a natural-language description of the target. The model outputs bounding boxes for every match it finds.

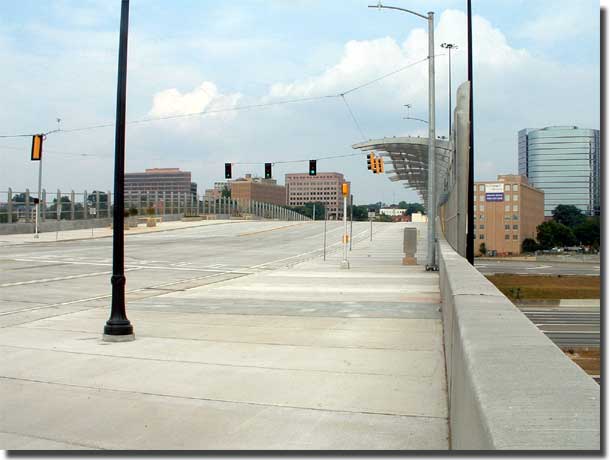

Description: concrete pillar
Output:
[57,189,61,220]
[7,188,13,224]
[96,191,101,219]
[41,189,47,221]
[170,192,174,215]
[70,191,75,220]
[83,190,88,219]
[107,191,112,218]
[25,189,31,222]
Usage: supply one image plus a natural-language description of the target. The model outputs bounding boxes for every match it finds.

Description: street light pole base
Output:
[103,333,135,342]
[340,260,350,270]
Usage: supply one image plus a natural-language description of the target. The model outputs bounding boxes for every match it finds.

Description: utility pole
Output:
[369,3,437,270]
[340,184,350,269]
[104,0,134,342]
[466,0,475,265]
[323,208,327,261]
[349,194,353,251]
[34,156,42,238]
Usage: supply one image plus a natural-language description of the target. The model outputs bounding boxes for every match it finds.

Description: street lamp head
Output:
[441,43,458,50]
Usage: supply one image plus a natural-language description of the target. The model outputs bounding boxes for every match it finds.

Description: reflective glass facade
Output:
[518,126,600,216]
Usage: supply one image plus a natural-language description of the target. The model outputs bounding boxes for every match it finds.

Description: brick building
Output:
[125,168,197,205]
[285,172,349,219]
[474,175,544,256]
[230,175,286,206]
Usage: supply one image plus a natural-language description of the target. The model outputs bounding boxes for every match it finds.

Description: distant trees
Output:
[552,205,586,229]
[536,220,577,250]
[521,238,539,253]
[479,243,487,256]
[398,201,425,215]
[534,206,600,250]
[221,185,231,199]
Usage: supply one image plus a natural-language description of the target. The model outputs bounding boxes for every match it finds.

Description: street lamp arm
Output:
[367,4,428,20]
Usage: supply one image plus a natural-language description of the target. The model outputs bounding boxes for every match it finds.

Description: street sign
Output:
[90,207,97,215]
[368,211,376,218]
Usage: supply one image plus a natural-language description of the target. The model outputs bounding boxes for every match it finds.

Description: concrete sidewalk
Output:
[0,223,447,450]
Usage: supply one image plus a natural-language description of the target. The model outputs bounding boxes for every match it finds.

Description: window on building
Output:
[513,205,519,212]
[479,205,485,212]
[504,194,510,201]
[479,234,485,240]
[479,214,484,220]
[505,205,511,212]
[513,184,519,192]
[513,195,518,201]
[504,184,511,192]
[479,224,485,230]
[513,224,519,230]
[513,235,519,241]
[513,214,519,221]
[505,224,510,230]
[505,235,510,240]
[479,185,485,192]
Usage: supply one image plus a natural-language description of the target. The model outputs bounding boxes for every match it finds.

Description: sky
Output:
[0,0,601,205]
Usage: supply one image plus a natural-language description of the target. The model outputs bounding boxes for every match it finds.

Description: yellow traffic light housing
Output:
[378,157,385,174]
[367,152,375,171]
[342,183,349,197]
[31,134,43,161]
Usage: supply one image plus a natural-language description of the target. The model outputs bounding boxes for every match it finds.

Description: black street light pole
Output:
[466,0,475,265]
[104,0,134,341]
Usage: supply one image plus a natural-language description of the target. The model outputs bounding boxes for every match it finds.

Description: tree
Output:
[522,238,539,253]
[479,243,487,256]
[574,217,600,247]
[87,191,109,211]
[537,220,577,249]
[48,196,72,220]
[552,205,585,229]
[397,201,425,215]
[221,185,231,199]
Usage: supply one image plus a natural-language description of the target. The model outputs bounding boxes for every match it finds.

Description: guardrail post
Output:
[41,189,47,221]
[70,191,75,220]
[25,189,31,222]
[57,189,61,220]
[83,190,88,220]
[96,191,101,219]
[7,188,13,223]
[107,191,112,218]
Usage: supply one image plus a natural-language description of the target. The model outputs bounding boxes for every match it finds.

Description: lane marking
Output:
[237,222,309,237]
[0,267,144,289]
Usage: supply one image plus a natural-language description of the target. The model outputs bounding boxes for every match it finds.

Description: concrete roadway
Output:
[520,307,600,348]
[0,220,447,450]
[475,260,600,276]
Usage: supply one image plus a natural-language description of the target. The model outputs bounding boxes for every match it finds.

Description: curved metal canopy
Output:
[352,136,451,208]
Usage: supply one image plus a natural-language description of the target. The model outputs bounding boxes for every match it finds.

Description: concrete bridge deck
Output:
[0,221,448,450]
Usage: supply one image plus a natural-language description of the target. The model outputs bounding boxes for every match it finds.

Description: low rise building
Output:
[125,168,197,207]
[230,174,286,206]
[474,175,544,256]
[285,172,349,219]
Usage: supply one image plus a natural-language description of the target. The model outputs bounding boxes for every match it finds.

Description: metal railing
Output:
[0,188,310,224]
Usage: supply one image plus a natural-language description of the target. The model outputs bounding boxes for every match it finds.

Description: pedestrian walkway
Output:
[0,222,447,450]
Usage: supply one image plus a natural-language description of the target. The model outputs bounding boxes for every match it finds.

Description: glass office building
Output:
[518,126,600,217]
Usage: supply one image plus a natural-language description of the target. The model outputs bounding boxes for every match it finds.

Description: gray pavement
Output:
[0,220,447,450]
[475,260,600,276]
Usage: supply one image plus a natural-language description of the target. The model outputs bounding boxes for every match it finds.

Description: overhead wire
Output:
[0,55,433,139]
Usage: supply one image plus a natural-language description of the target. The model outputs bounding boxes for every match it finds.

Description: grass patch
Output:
[486,274,600,300]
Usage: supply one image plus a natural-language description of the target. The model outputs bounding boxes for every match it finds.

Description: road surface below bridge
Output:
[0,220,447,450]
[475,260,600,276]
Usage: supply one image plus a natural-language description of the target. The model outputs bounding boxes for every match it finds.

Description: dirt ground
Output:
[485,274,600,300]
[564,348,600,380]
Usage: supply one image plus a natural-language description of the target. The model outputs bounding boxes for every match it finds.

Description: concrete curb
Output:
[439,237,600,450]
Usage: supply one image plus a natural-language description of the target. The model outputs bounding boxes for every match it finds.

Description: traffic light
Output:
[224,163,232,179]
[265,162,272,179]
[378,157,385,174]
[309,159,317,176]
[31,134,43,161]
[372,156,379,174]
[342,183,349,197]
[367,152,375,171]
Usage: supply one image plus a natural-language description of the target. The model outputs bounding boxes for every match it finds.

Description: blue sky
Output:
[0,0,601,205]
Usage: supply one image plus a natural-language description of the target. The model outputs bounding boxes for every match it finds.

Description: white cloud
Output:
[148,81,242,122]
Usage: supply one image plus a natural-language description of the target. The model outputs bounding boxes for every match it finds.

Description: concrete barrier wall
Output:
[438,237,600,450]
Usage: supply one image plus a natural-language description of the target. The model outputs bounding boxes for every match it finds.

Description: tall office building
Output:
[519,126,600,217]
[125,168,197,206]
[285,172,349,219]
